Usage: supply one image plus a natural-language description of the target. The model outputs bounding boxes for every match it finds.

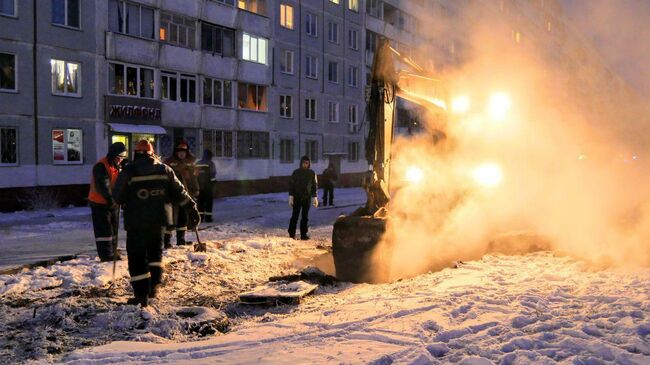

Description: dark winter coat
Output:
[164,153,199,197]
[321,165,338,189]
[289,166,318,201]
[113,155,193,231]
[196,150,217,192]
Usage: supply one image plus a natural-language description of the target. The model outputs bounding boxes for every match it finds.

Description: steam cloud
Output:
[377,3,650,281]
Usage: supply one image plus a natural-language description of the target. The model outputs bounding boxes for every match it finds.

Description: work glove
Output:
[186,202,201,230]
[289,196,294,207]
[312,197,319,208]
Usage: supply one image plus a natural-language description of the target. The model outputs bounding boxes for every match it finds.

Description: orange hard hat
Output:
[134,140,154,155]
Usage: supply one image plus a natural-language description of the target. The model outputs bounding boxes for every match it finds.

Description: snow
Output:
[1,189,650,364]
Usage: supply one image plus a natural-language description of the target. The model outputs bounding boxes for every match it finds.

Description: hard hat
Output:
[134,140,154,155]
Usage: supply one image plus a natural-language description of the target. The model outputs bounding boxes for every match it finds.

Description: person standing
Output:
[88,142,127,262]
[113,140,200,307]
[288,156,318,240]
[321,162,338,206]
[196,149,217,223]
[163,140,199,247]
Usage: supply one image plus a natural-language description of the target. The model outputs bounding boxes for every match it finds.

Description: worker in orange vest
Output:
[88,142,127,262]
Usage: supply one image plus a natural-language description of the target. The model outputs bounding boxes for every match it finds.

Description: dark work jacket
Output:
[289,168,318,201]
[164,154,199,197]
[321,167,338,189]
[196,158,217,192]
[113,156,193,230]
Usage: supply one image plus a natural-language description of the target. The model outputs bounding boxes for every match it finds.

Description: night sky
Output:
[561,0,650,98]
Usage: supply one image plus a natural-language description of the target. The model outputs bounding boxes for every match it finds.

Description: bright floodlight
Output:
[451,95,471,114]
[405,166,424,184]
[488,92,512,121]
[473,163,503,188]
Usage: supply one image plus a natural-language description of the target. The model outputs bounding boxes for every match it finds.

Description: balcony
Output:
[105,32,158,66]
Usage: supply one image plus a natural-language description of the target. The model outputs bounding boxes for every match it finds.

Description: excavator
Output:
[332,38,449,283]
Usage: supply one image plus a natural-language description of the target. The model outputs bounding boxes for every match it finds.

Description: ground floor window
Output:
[348,141,359,162]
[237,131,269,159]
[279,138,294,163]
[203,129,233,158]
[52,128,83,164]
[305,140,318,162]
[0,127,17,165]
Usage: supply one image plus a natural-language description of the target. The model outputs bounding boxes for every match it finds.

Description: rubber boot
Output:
[163,233,172,249]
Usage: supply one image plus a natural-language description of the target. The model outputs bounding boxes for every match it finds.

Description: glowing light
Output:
[405,166,424,184]
[451,95,471,114]
[473,163,503,188]
[487,92,512,121]
[578,154,588,161]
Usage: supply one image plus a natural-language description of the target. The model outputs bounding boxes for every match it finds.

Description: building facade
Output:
[1,0,645,210]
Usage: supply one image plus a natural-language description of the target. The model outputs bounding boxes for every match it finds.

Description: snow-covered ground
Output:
[2,188,650,364]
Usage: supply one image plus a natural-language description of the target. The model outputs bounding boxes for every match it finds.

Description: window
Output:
[366,0,383,18]
[348,28,359,50]
[366,30,378,53]
[328,61,338,83]
[305,140,318,162]
[328,101,339,123]
[237,131,269,159]
[237,0,267,15]
[327,22,339,43]
[160,11,196,48]
[50,59,80,96]
[109,62,154,98]
[0,127,17,165]
[348,0,359,12]
[329,0,340,4]
[348,141,359,161]
[216,0,235,5]
[203,130,233,158]
[0,53,16,91]
[305,99,317,120]
[201,22,236,57]
[203,78,233,107]
[348,66,358,87]
[279,139,294,163]
[161,71,177,101]
[108,0,154,39]
[52,128,82,164]
[348,104,358,132]
[0,0,16,16]
[179,74,196,103]
[280,4,293,29]
[305,12,317,37]
[237,82,267,111]
[280,50,294,74]
[52,0,80,28]
[242,33,268,64]
[280,95,292,118]
[305,55,318,79]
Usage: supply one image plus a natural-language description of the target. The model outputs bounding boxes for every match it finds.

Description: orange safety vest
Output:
[88,157,119,205]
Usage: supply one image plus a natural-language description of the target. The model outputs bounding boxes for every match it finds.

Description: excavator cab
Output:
[332,38,448,283]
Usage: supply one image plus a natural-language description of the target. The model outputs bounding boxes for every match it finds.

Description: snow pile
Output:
[62,253,650,364]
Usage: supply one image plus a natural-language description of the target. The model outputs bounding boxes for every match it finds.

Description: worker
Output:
[196,149,217,223]
[88,142,126,262]
[288,155,318,240]
[113,140,200,307]
[321,162,338,206]
[163,140,199,247]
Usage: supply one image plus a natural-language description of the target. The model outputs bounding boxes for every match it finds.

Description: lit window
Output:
[237,82,267,111]
[348,0,359,12]
[237,0,266,15]
[280,95,292,118]
[305,99,317,120]
[0,127,17,165]
[280,4,294,29]
[330,0,340,4]
[0,53,16,91]
[109,62,154,98]
[0,0,16,16]
[50,59,80,96]
[242,33,268,64]
[52,128,83,165]
[160,11,197,48]
[52,0,80,28]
